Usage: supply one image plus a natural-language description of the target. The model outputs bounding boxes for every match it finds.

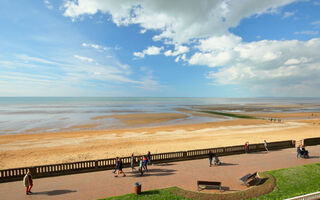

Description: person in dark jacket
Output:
[208,150,214,167]
[143,155,148,172]
[297,145,302,158]
[115,157,126,177]
[113,157,119,173]
[147,151,152,165]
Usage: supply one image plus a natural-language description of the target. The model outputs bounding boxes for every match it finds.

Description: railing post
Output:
[292,140,296,147]
[95,160,98,169]
[183,151,187,159]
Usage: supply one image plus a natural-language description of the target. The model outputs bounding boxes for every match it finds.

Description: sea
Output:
[0,97,319,135]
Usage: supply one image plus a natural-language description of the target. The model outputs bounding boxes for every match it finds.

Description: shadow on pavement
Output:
[308,155,320,159]
[248,151,268,154]
[32,189,77,196]
[218,162,239,166]
[129,168,176,177]
[155,163,176,166]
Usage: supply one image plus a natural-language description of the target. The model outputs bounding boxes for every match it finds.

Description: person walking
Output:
[244,142,249,153]
[113,157,119,174]
[23,169,33,195]
[297,145,302,158]
[147,151,152,165]
[208,150,214,167]
[138,157,144,176]
[264,140,269,152]
[143,155,148,172]
[115,157,126,177]
[130,153,136,172]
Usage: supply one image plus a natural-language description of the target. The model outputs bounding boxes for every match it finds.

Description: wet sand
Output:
[1,109,320,169]
[91,112,189,126]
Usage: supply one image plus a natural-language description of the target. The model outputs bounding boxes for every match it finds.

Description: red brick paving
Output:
[1,146,320,200]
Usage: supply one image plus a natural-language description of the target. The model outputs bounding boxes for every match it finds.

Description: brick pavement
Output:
[0,145,319,200]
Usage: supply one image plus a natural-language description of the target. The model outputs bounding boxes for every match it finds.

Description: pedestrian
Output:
[23,169,33,195]
[297,145,302,158]
[264,140,269,152]
[113,157,119,174]
[131,153,136,172]
[208,150,214,167]
[143,155,148,172]
[147,151,152,165]
[115,157,126,177]
[138,157,144,176]
[244,142,249,153]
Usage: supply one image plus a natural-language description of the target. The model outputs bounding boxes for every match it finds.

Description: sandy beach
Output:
[1,107,320,170]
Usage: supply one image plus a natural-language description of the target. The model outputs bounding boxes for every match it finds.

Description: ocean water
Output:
[0,97,319,134]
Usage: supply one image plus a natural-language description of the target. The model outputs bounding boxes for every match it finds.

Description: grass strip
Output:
[251,162,320,200]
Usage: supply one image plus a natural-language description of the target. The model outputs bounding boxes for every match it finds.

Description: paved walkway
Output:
[1,146,320,200]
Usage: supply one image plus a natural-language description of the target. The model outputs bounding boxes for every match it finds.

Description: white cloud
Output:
[311,20,320,26]
[164,45,189,57]
[73,54,94,62]
[140,29,147,34]
[135,67,160,90]
[60,0,320,96]
[284,57,310,65]
[16,54,58,65]
[133,46,163,58]
[294,30,319,35]
[44,0,53,9]
[282,11,295,18]
[198,36,320,96]
[63,0,297,44]
[82,42,109,51]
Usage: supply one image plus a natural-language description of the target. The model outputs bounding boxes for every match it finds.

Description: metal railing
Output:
[304,137,320,146]
[0,140,295,183]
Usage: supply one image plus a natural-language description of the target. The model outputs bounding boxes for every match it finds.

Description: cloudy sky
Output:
[0,0,320,97]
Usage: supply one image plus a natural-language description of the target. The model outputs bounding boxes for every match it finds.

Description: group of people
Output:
[297,145,309,158]
[114,151,152,177]
[22,140,312,195]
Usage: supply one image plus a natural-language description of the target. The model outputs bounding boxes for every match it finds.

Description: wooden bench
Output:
[240,172,260,186]
[197,181,221,191]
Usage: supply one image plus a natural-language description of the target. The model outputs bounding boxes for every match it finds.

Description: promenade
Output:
[1,145,319,200]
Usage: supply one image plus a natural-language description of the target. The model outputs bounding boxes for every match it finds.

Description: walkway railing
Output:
[0,139,295,183]
[304,137,320,146]
[285,191,320,200]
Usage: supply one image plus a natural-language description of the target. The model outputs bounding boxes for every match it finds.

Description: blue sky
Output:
[0,0,320,97]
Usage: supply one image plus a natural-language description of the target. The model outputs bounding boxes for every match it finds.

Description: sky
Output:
[0,0,320,97]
